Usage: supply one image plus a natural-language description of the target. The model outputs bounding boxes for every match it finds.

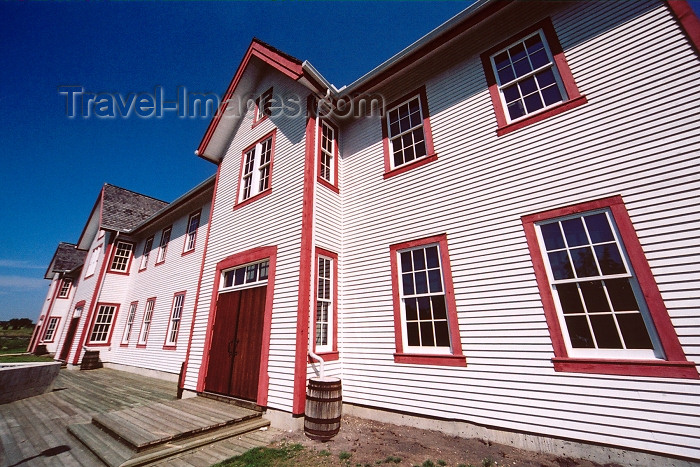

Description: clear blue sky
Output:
[1,1,699,322]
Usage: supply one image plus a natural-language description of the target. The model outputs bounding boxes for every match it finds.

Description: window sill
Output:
[234,189,272,211]
[181,249,196,257]
[136,344,147,349]
[138,267,147,273]
[552,357,699,379]
[107,270,130,276]
[86,342,111,347]
[394,353,466,367]
[119,343,129,348]
[496,95,587,137]
[251,115,269,129]
[317,177,339,194]
[154,260,166,267]
[308,351,339,362]
[383,153,438,180]
[162,345,177,351]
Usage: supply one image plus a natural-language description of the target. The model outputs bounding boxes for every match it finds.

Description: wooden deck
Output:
[0,368,276,466]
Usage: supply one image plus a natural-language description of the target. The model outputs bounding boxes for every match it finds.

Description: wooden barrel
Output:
[304,377,342,440]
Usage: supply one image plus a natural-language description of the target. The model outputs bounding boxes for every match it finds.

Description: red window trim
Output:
[252,87,273,128]
[42,316,61,343]
[196,245,277,407]
[233,129,277,210]
[312,247,339,361]
[317,119,340,193]
[138,235,154,272]
[163,291,186,350]
[389,234,466,367]
[136,297,157,348]
[120,300,138,347]
[107,240,135,276]
[480,17,587,137]
[381,85,437,180]
[182,210,202,256]
[86,302,120,347]
[57,277,73,299]
[84,243,103,279]
[521,195,698,379]
[155,227,172,266]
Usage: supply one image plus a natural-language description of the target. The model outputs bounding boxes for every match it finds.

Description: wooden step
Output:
[68,422,135,467]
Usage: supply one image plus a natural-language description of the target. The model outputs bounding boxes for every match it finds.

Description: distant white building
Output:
[32,1,700,463]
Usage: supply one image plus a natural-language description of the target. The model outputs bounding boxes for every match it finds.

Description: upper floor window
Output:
[165,293,185,347]
[254,87,273,125]
[110,241,134,273]
[221,259,269,290]
[318,120,339,191]
[58,278,72,298]
[138,298,155,345]
[85,244,102,278]
[236,130,276,207]
[122,301,137,345]
[389,234,465,366]
[156,227,171,264]
[522,196,698,378]
[139,236,154,270]
[314,248,337,358]
[382,86,436,179]
[481,17,586,136]
[89,304,118,344]
[43,317,59,342]
[183,211,201,253]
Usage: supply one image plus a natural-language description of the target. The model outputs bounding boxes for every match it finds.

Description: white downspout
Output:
[308,90,331,379]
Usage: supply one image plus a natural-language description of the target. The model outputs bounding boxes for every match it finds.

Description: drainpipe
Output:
[307,89,331,379]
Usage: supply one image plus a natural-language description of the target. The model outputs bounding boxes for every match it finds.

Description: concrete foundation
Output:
[263,407,304,433]
[102,362,179,382]
[0,361,61,404]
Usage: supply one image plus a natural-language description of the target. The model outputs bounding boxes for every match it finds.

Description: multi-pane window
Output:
[110,241,133,272]
[319,120,336,184]
[140,236,153,270]
[221,259,269,290]
[490,29,565,122]
[58,278,72,298]
[43,317,59,342]
[535,210,658,356]
[122,302,137,344]
[255,87,273,123]
[156,227,171,263]
[166,294,185,346]
[398,244,450,352]
[138,299,155,344]
[239,134,274,203]
[184,212,201,253]
[386,95,427,169]
[89,304,117,344]
[85,245,101,277]
[315,256,333,351]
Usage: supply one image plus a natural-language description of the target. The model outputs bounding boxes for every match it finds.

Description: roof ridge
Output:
[103,183,169,205]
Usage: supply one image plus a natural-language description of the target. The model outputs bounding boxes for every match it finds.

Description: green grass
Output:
[0,326,34,354]
[0,354,55,363]
[213,443,304,467]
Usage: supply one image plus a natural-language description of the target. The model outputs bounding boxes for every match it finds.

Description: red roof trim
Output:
[196,39,305,159]
[667,1,700,56]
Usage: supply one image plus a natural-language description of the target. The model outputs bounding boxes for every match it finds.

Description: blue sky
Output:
[1,1,699,322]
[0,1,474,321]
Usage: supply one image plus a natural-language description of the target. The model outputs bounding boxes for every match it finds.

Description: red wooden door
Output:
[205,286,266,401]
[59,317,80,361]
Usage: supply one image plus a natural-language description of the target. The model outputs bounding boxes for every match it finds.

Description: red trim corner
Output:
[667,0,700,56]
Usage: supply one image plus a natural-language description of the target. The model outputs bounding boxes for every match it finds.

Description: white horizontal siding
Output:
[339,0,700,460]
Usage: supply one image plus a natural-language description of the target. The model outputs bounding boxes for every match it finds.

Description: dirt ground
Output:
[271,415,620,467]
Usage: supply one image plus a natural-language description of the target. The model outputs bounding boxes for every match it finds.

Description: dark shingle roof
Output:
[100,184,169,232]
[45,242,87,279]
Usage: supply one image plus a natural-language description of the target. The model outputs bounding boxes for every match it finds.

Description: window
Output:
[389,234,465,366]
[57,278,72,298]
[314,248,337,358]
[122,302,137,345]
[109,241,134,273]
[221,259,269,290]
[165,293,185,347]
[85,244,102,277]
[381,86,436,179]
[156,227,171,264]
[318,120,339,191]
[139,236,154,270]
[254,87,273,125]
[43,317,59,342]
[236,130,276,207]
[138,298,155,345]
[522,196,698,378]
[481,17,586,136]
[89,304,118,344]
[183,211,201,253]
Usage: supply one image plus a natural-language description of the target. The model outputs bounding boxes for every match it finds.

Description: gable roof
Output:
[101,184,169,232]
[44,242,87,279]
